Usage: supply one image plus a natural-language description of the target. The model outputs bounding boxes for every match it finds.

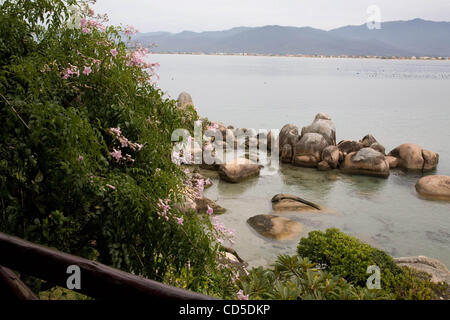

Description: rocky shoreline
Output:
[177,92,450,285]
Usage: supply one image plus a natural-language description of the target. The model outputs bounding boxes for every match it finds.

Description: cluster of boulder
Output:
[177,92,447,202]
[198,120,267,183]
[279,113,440,178]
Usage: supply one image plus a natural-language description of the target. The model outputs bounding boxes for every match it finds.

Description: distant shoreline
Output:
[148,51,450,61]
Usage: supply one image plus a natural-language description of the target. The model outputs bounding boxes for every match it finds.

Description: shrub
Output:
[0,0,239,298]
[297,228,448,299]
[238,255,389,300]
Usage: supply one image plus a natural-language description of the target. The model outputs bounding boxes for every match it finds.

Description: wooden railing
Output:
[0,232,216,300]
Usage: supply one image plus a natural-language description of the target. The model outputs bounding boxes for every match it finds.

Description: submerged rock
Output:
[247,215,303,240]
[341,148,390,178]
[415,175,450,201]
[218,158,263,183]
[394,256,450,284]
[272,194,321,211]
[388,144,439,171]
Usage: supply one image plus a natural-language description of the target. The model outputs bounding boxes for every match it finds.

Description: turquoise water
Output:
[152,54,450,268]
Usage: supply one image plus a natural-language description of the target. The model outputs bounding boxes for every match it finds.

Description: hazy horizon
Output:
[133,18,450,35]
[93,0,450,33]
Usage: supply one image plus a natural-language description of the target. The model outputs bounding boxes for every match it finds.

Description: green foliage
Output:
[297,228,448,299]
[238,255,389,300]
[0,0,236,298]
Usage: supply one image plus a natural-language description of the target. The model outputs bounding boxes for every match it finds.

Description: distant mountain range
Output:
[134,19,450,57]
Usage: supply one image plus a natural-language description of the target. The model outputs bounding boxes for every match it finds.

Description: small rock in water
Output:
[271,194,321,212]
[388,144,439,171]
[247,214,303,240]
[218,158,263,183]
[415,175,450,201]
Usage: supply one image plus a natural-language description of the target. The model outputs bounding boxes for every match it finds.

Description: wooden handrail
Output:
[0,266,38,300]
[0,232,217,300]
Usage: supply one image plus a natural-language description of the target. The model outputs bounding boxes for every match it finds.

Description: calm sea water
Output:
[152,54,450,268]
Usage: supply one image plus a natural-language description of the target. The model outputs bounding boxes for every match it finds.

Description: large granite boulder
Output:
[177,92,194,109]
[385,156,399,169]
[340,148,390,178]
[370,143,386,155]
[247,215,302,240]
[394,256,450,284]
[218,158,263,183]
[360,134,378,148]
[388,144,439,171]
[293,133,329,167]
[415,175,450,201]
[272,194,321,212]
[301,113,336,146]
[422,150,440,171]
[338,140,364,155]
[322,145,341,169]
[279,124,299,160]
[280,144,294,163]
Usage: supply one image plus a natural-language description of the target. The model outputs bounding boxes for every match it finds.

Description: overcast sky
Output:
[93,0,450,33]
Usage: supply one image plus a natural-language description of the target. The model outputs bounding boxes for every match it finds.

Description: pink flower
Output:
[82,27,91,34]
[118,136,129,148]
[237,290,249,300]
[110,148,122,162]
[80,19,88,27]
[83,66,92,76]
[78,155,84,161]
[176,217,184,225]
[109,127,122,137]
[206,206,213,215]
[61,64,80,79]
[124,25,138,36]
[110,48,118,57]
[157,199,171,217]
[106,184,116,190]
[187,260,191,271]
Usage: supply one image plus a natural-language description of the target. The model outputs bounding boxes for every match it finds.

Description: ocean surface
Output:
[151,53,450,268]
